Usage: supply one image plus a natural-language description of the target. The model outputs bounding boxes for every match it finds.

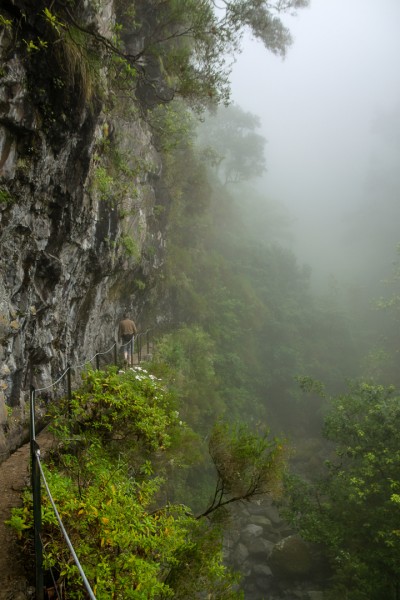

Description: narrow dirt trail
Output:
[0,429,55,600]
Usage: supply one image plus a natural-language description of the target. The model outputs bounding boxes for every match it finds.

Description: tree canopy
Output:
[127,0,309,108]
[197,104,267,183]
[285,382,400,599]
[18,0,309,110]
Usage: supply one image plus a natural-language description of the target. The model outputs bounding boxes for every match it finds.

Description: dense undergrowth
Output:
[8,365,285,598]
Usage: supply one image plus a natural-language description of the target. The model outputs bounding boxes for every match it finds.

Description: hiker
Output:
[118,314,137,363]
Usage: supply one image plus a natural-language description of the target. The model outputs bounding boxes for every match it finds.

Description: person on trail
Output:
[118,314,137,364]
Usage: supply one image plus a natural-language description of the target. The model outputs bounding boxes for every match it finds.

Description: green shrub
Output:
[8,366,242,599]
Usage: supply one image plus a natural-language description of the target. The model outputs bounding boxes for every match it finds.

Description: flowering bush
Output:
[9,366,242,599]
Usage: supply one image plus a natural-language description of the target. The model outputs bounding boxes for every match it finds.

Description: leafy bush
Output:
[8,366,242,599]
[284,382,400,599]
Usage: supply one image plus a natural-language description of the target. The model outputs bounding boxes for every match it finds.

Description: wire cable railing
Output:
[36,452,97,600]
[29,328,153,599]
[35,366,71,394]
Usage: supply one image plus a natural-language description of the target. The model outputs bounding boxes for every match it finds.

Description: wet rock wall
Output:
[0,1,164,458]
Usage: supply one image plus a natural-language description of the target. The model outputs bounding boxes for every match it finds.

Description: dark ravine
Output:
[0,1,165,458]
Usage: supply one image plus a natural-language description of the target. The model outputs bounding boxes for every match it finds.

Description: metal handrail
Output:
[33,330,153,397]
[29,328,154,598]
[36,451,97,600]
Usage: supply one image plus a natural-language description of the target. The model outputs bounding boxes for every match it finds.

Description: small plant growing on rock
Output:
[120,234,139,259]
[0,187,14,206]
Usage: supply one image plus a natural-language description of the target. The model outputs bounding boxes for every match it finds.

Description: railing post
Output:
[67,364,72,415]
[96,353,100,371]
[138,334,142,364]
[30,386,44,600]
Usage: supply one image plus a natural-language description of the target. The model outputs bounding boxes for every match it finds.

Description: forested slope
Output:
[2,1,400,599]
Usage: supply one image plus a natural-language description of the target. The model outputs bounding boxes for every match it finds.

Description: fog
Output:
[230,0,400,292]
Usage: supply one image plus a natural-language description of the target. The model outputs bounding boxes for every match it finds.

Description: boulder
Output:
[251,515,272,527]
[241,523,264,543]
[269,535,313,579]
[249,536,274,557]
[253,564,273,577]
[235,542,249,565]
[264,503,282,525]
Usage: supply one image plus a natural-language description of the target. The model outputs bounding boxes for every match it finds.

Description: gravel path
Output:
[0,429,55,600]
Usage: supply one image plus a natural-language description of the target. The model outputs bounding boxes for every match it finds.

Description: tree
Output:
[220,0,309,55]
[198,105,267,183]
[359,243,400,388]
[199,421,285,518]
[116,0,310,109]
[10,0,308,111]
[152,325,225,430]
[285,382,400,599]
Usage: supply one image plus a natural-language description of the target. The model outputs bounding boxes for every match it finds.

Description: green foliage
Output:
[116,0,308,110]
[153,326,225,430]
[23,37,49,53]
[223,0,310,57]
[284,382,400,599]
[356,243,400,387]
[0,14,12,29]
[157,102,358,435]
[150,100,196,152]
[42,7,65,35]
[63,366,179,453]
[54,25,101,105]
[201,422,286,517]
[135,279,146,291]
[5,511,31,539]
[120,235,140,259]
[10,0,309,129]
[19,3,102,105]
[0,187,14,206]
[92,145,140,212]
[130,0,232,109]
[165,147,357,428]
[9,367,243,598]
[93,166,115,202]
[295,375,326,398]
[376,243,400,316]
[197,105,267,184]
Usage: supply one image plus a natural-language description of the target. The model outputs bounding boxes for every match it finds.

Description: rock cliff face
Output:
[0,1,165,457]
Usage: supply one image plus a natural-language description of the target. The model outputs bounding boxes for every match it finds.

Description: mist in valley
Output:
[229,0,400,300]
